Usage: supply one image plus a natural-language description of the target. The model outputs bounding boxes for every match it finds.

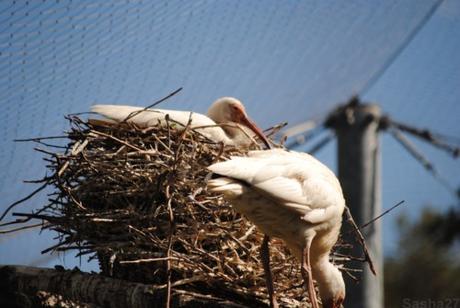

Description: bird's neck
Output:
[312,256,345,307]
[222,122,254,145]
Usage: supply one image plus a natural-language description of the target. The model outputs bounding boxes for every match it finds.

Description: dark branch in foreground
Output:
[0,265,249,308]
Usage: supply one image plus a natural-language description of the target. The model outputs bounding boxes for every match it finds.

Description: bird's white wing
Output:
[91,105,217,128]
[91,105,233,143]
[208,149,345,224]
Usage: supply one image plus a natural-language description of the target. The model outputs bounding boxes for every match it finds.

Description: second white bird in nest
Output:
[91,97,270,148]
[208,149,345,308]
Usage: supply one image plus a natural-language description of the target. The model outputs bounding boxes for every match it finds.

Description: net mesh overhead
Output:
[1,0,459,267]
[0,1,442,193]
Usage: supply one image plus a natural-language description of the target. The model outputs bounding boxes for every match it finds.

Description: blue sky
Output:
[0,0,459,272]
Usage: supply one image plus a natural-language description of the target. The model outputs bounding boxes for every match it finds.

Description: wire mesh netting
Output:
[1,0,459,270]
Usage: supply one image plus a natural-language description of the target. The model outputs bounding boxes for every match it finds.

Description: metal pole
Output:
[329,101,383,308]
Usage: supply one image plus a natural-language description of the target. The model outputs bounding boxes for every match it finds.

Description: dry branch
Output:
[0,265,248,308]
[2,116,308,307]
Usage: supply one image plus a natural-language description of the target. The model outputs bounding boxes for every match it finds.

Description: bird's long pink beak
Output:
[239,114,272,149]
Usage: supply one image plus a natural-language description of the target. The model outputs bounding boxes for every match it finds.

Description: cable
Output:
[359,0,445,95]
[389,127,459,199]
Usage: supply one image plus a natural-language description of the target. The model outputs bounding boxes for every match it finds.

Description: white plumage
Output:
[91,97,270,147]
[208,149,345,308]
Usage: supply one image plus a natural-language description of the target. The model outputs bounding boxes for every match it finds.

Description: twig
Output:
[165,188,174,308]
[0,205,51,227]
[341,268,360,282]
[193,123,263,149]
[238,225,256,242]
[344,206,377,275]
[360,200,405,229]
[121,87,183,123]
[263,122,288,138]
[14,136,69,142]
[90,130,144,152]
[0,222,45,234]
[119,257,179,264]
[0,182,49,221]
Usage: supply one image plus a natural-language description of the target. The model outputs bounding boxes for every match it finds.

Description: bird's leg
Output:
[301,238,319,308]
[261,234,279,308]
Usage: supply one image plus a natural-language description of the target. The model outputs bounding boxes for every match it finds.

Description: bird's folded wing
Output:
[91,105,164,127]
[91,105,217,128]
[250,174,341,224]
[209,156,342,224]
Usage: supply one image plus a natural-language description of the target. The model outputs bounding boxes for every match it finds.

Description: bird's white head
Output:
[207,97,244,124]
[314,261,345,308]
[207,97,271,148]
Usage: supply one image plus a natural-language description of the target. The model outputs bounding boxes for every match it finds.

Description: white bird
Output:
[91,97,270,148]
[207,149,345,308]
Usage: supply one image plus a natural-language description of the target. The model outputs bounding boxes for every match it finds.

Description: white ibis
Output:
[91,97,270,148]
[208,149,345,308]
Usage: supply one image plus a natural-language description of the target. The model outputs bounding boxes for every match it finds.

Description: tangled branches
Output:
[4,116,308,306]
[0,111,383,307]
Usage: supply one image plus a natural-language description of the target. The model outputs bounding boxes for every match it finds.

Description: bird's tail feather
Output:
[207,177,244,199]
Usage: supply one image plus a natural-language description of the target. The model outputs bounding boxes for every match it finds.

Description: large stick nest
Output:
[3,108,377,307]
[21,116,310,307]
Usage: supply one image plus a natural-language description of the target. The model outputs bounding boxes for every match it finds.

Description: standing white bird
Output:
[207,149,345,308]
[91,97,270,148]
